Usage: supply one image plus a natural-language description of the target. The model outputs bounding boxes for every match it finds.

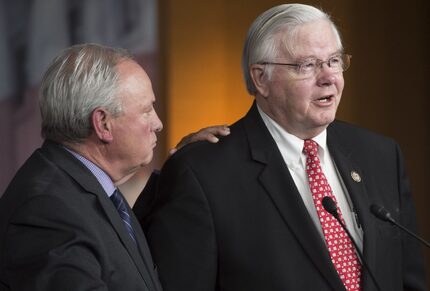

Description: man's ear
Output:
[92,108,113,143]
[250,64,270,98]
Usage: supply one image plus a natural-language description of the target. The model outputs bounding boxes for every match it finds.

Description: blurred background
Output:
[0,0,429,285]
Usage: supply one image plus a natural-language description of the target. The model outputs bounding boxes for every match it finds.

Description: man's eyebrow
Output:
[293,50,343,61]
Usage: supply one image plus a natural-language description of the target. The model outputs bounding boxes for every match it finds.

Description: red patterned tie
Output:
[303,139,361,291]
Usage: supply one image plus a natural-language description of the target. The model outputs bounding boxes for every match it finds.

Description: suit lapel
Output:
[97,191,159,290]
[41,141,160,291]
[127,195,162,291]
[327,124,378,291]
[243,104,346,291]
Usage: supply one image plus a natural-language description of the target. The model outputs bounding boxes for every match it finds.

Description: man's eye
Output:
[330,56,341,64]
[301,61,316,70]
[142,108,153,116]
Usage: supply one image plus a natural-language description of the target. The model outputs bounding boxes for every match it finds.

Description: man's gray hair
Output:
[241,3,342,95]
[39,43,134,143]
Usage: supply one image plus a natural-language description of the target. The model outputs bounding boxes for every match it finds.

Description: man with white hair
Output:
[0,43,229,291]
[146,4,427,290]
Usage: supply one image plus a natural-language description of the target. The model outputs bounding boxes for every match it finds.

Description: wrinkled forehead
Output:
[275,20,342,60]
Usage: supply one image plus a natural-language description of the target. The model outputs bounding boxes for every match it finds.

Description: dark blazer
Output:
[145,103,427,291]
[0,141,162,291]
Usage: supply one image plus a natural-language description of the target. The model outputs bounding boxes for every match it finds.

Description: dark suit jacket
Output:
[145,103,427,291]
[0,141,162,291]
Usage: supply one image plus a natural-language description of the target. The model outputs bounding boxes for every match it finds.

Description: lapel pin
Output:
[351,171,361,182]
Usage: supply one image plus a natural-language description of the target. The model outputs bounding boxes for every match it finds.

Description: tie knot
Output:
[303,139,319,157]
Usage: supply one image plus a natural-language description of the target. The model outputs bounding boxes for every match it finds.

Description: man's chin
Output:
[141,153,154,166]
[315,111,336,127]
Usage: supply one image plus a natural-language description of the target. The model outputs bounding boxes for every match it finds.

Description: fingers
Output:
[169,124,230,155]
[199,125,230,137]
[187,125,230,144]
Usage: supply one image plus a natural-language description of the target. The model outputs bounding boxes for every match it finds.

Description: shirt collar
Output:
[257,105,328,165]
[312,131,328,164]
[64,147,116,197]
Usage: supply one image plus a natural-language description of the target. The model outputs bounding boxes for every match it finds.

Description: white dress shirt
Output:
[257,105,363,252]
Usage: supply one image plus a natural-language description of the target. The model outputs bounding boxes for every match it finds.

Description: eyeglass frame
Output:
[257,53,352,77]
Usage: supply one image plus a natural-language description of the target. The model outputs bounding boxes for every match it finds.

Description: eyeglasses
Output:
[258,54,352,79]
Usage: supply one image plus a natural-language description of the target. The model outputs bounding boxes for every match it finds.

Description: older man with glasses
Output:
[145,4,427,291]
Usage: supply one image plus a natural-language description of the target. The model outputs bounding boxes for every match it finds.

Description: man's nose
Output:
[152,112,163,133]
[316,63,337,86]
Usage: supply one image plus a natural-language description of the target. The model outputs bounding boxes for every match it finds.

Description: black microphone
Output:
[322,197,382,291]
[370,204,430,248]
